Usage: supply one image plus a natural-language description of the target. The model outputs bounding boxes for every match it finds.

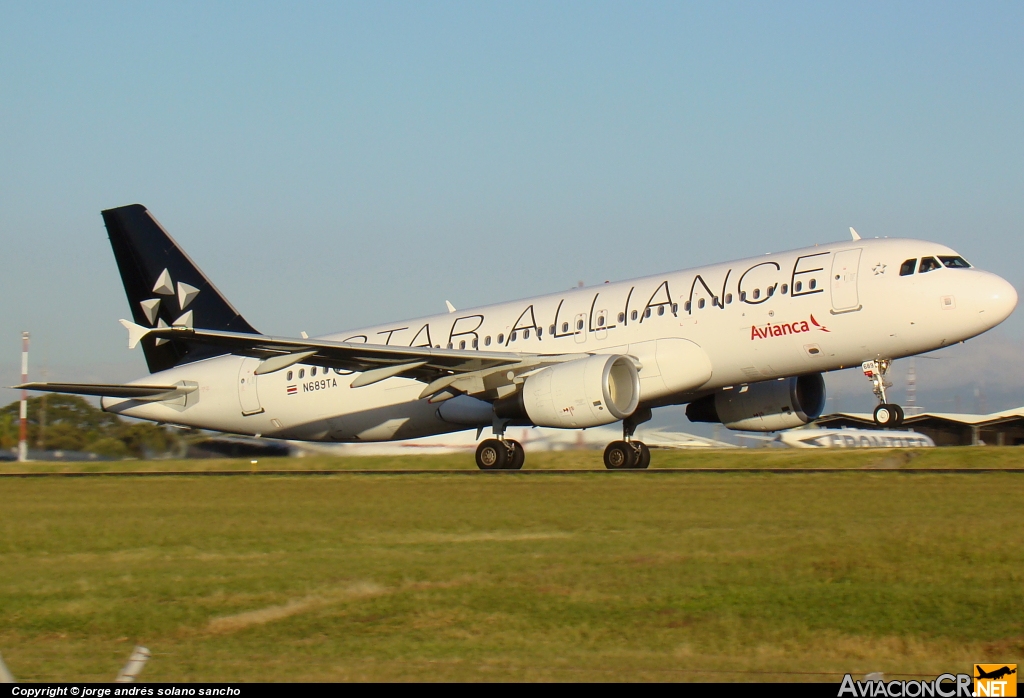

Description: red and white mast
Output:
[18,332,29,462]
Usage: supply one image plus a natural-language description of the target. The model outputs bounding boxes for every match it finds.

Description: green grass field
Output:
[1,450,1022,681]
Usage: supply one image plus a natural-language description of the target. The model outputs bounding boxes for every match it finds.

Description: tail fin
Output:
[102,204,259,373]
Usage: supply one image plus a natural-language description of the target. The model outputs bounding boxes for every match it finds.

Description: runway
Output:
[2,467,1023,477]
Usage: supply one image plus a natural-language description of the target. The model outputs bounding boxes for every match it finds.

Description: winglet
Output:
[850,227,861,241]
[445,300,456,313]
[120,319,152,350]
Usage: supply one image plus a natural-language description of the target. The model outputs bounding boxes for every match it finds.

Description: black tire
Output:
[873,404,896,427]
[476,439,509,470]
[632,441,651,469]
[890,404,905,427]
[506,440,525,470]
[604,440,636,470]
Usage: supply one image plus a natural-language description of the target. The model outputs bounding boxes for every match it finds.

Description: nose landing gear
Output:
[603,408,652,470]
[863,360,905,427]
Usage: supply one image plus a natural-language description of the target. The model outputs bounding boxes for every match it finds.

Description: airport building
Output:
[815,408,1024,446]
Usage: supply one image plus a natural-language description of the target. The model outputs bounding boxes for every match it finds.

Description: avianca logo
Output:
[751,314,829,340]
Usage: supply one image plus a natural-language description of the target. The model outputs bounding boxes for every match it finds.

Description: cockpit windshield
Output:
[939,255,971,269]
[901,255,972,276]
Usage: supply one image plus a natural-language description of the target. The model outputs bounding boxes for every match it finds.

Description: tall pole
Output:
[18,332,29,463]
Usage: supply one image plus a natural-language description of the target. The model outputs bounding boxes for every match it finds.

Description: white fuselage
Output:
[102,238,1017,441]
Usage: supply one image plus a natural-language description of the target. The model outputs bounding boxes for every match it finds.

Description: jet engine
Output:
[685,373,826,432]
[495,354,640,428]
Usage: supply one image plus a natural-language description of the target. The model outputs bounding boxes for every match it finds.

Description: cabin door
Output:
[237,357,264,416]
[830,248,862,313]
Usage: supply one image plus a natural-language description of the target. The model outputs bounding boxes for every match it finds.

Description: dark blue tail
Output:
[102,204,259,373]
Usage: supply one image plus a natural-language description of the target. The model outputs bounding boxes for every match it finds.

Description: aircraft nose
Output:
[980,272,1018,325]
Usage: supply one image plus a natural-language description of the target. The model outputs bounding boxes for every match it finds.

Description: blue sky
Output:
[2,1,1022,414]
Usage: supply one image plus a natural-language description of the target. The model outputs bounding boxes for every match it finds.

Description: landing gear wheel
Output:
[476,439,509,470]
[604,440,637,470]
[632,441,651,469]
[506,440,525,470]
[873,403,905,428]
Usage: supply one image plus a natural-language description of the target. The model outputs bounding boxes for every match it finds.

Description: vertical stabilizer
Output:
[102,204,259,373]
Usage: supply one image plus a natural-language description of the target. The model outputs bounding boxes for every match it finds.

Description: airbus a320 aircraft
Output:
[17,205,1017,469]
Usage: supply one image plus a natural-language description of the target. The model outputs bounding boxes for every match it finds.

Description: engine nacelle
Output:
[686,373,826,432]
[495,354,640,428]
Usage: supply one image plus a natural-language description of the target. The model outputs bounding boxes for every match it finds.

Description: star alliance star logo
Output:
[872,263,886,275]
[139,268,200,346]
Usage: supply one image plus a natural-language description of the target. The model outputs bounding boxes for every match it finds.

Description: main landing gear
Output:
[475,438,524,470]
[603,408,652,470]
[475,420,525,470]
[863,359,905,428]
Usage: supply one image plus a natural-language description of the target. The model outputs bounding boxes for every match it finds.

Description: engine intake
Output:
[495,354,640,428]
[686,373,826,432]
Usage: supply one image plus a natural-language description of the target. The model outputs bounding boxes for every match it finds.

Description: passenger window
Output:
[286,371,293,381]
[510,332,517,342]
[794,281,802,293]
[644,308,651,318]
[684,301,691,311]
[900,259,917,276]
[919,257,941,273]
[537,327,542,337]
[459,340,466,349]
[753,289,760,300]
[726,293,733,304]
[524,329,530,338]
[780,284,788,295]
[712,297,719,307]
[472,338,478,348]
[939,255,971,269]
[657,306,665,316]
[740,291,747,302]
[597,317,604,327]
[576,319,584,330]
[311,367,316,377]
[672,303,679,313]
[485,336,491,346]
[617,312,625,323]
[562,322,569,333]
[299,369,305,379]
[767,285,775,297]
[698,298,705,309]
[809,279,817,290]
[447,342,453,349]
[498,334,504,344]
[549,324,555,335]
[631,310,638,321]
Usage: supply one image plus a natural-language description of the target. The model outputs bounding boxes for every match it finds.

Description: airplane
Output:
[738,427,936,449]
[14,205,1018,470]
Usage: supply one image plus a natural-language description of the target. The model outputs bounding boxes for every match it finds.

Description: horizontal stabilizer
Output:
[13,382,197,401]
[120,319,152,349]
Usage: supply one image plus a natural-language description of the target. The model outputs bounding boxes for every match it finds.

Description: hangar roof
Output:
[817,408,1024,428]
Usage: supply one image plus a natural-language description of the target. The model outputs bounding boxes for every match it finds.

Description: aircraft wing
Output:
[121,321,592,400]
[12,382,196,401]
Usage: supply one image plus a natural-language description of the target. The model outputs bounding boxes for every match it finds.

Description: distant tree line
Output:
[0,395,181,458]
